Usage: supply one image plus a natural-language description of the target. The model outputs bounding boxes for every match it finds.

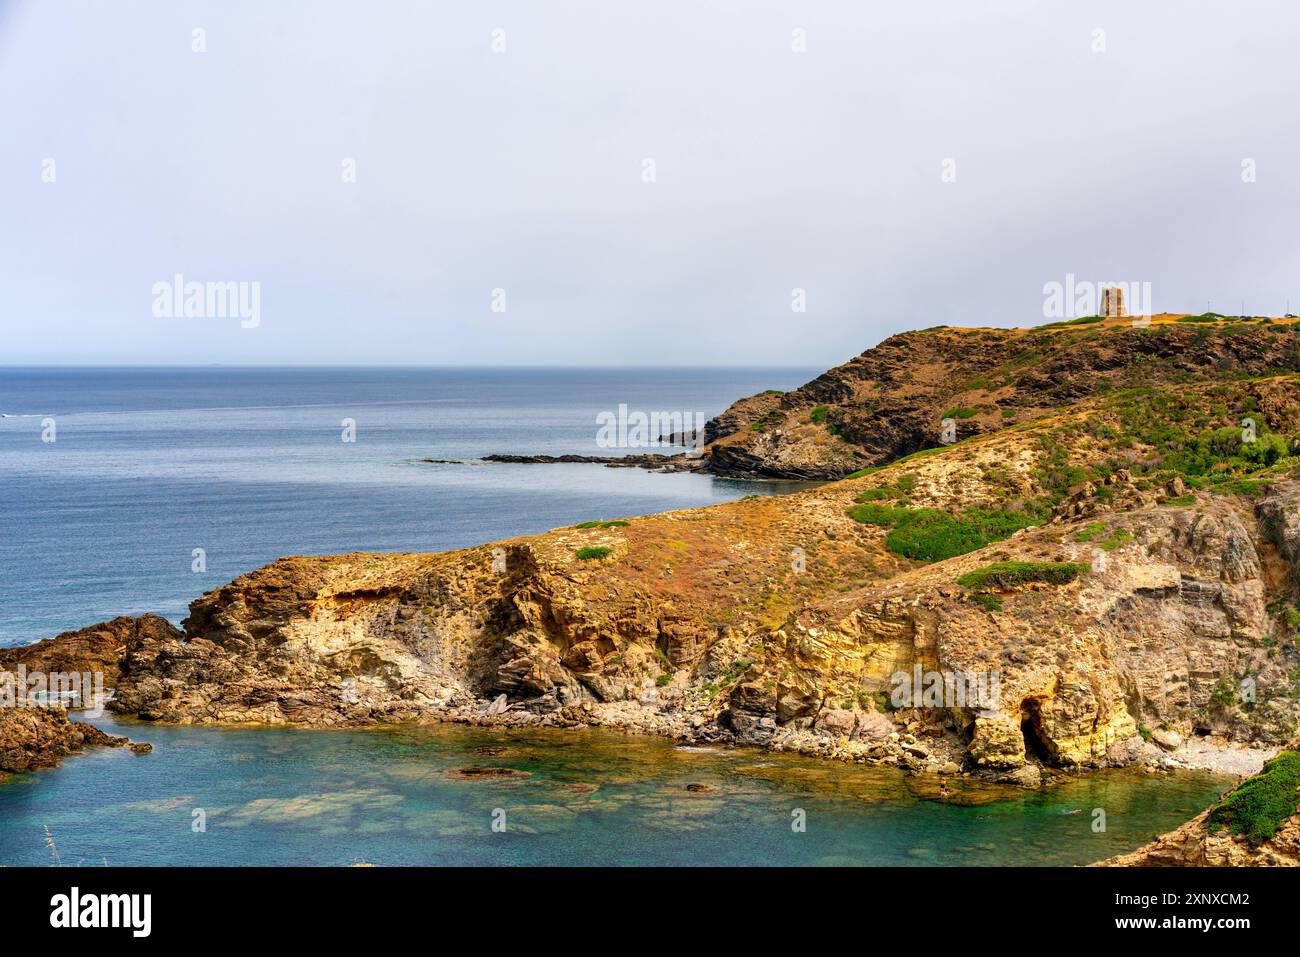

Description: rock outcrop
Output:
[0,616,171,775]
[0,707,133,776]
[0,614,180,686]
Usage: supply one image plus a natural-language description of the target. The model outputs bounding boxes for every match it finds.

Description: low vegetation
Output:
[967,592,1003,612]
[575,520,630,529]
[956,561,1091,590]
[1073,523,1133,550]
[847,500,1046,563]
[575,546,612,561]
[1206,750,1300,844]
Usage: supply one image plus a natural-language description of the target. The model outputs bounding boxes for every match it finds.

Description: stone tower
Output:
[1101,286,1126,318]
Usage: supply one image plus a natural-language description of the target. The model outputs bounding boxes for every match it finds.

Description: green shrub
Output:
[575,546,612,560]
[1212,478,1271,497]
[847,504,1044,563]
[655,673,671,687]
[1283,605,1300,631]
[886,512,1002,563]
[1207,751,1300,844]
[968,592,1003,612]
[1073,522,1106,542]
[575,520,630,529]
[942,407,978,420]
[810,404,832,423]
[1075,523,1132,550]
[856,487,897,502]
[956,561,1090,590]
[1209,677,1237,710]
[846,502,915,526]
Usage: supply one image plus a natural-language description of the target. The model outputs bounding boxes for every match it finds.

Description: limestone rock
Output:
[968,712,1025,769]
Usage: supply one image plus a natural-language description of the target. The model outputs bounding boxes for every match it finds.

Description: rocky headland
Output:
[6,312,1300,856]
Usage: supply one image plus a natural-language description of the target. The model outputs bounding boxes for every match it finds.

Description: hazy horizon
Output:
[4,0,1299,367]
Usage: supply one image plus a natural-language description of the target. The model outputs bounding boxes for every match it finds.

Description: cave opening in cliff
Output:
[1019,699,1051,764]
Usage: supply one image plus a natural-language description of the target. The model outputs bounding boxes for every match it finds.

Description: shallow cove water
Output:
[0,715,1229,866]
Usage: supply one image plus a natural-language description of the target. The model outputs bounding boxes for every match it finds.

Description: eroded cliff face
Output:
[0,614,179,685]
[780,494,1297,769]
[100,372,1300,780]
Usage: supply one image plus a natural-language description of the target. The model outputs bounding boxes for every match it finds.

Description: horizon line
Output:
[0,362,825,370]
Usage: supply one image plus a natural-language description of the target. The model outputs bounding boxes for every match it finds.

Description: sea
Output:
[0,366,816,646]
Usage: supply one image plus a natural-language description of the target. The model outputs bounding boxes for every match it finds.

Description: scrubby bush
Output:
[968,592,1003,612]
[1207,750,1300,844]
[847,503,1044,563]
[956,560,1090,590]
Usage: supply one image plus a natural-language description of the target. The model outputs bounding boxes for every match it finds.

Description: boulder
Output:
[968,712,1025,768]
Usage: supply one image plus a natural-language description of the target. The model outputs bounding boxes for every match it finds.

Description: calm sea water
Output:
[0,366,1229,866]
[0,366,816,645]
[0,716,1229,867]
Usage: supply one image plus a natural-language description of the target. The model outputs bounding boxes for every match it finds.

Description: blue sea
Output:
[0,366,816,646]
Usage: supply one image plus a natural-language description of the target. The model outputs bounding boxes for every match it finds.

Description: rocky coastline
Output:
[6,315,1300,860]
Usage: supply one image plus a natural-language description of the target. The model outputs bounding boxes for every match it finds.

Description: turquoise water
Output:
[0,715,1229,867]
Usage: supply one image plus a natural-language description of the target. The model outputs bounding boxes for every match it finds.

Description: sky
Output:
[2,0,1299,366]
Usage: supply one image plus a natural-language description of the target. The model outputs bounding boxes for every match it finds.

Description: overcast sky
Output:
[3,0,1299,366]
